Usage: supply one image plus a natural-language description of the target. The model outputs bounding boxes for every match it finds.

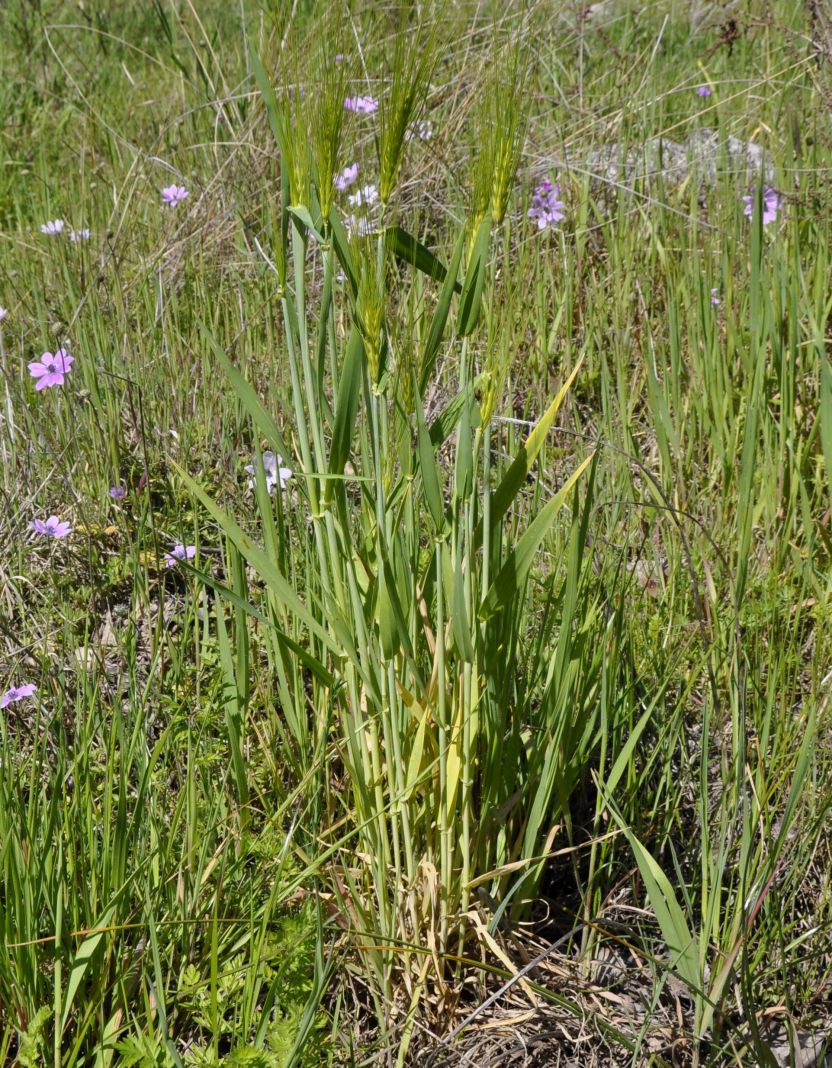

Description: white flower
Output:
[347,184,379,209]
[0,308,7,322]
[405,119,434,142]
[245,450,293,494]
[69,229,91,243]
[344,214,375,237]
[40,219,65,235]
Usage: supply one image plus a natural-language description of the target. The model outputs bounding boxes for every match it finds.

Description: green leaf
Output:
[611,812,701,998]
[820,356,832,509]
[200,322,292,468]
[484,357,584,534]
[326,327,364,502]
[415,396,446,534]
[216,599,250,822]
[480,455,593,618]
[328,208,358,294]
[450,557,475,662]
[453,387,474,506]
[376,564,400,661]
[428,377,480,448]
[456,214,491,337]
[289,205,324,243]
[250,51,289,160]
[384,226,462,289]
[175,465,342,661]
[62,908,115,1030]
[187,566,335,688]
[420,227,466,390]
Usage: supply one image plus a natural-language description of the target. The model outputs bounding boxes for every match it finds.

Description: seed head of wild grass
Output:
[378,18,437,206]
[310,19,348,221]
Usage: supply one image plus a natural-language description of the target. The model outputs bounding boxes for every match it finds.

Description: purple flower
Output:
[1,683,37,709]
[164,543,196,568]
[161,185,190,206]
[28,348,75,391]
[31,515,73,538]
[696,85,712,97]
[69,229,91,243]
[335,163,359,191]
[40,219,65,235]
[109,485,127,500]
[710,288,721,307]
[344,95,378,114]
[528,179,565,230]
[742,186,781,225]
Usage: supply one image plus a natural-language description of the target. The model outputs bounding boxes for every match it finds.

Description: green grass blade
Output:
[480,454,593,619]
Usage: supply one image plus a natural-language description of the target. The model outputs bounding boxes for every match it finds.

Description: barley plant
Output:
[1,0,831,1065]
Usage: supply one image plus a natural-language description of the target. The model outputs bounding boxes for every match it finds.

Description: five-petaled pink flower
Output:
[161,185,189,206]
[28,348,74,391]
[742,186,780,225]
[1,683,37,709]
[344,96,378,114]
[31,516,73,538]
[164,543,196,568]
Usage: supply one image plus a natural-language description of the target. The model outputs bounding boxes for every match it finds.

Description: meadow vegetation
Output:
[1,1,831,1064]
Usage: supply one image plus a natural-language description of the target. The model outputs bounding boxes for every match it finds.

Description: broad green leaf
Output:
[404,700,430,798]
[62,908,115,1030]
[603,797,701,998]
[328,208,358,294]
[289,205,324,243]
[415,395,446,534]
[450,557,475,662]
[456,214,491,337]
[484,357,584,534]
[480,455,593,618]
[250,51,289,160]
[603,700,659,798]
[326,327,364,502]
[384,226,462,289]
[421,227,466,390]
[382,553,416,661]
[376,564,400,661]
[624,829,701,994]
[445,706,463,814]
[453,389,474,506]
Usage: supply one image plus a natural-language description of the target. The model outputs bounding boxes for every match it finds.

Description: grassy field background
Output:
[1,1,831,1065]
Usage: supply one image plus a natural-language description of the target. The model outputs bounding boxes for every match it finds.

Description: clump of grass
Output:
[1,1,832,1065]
